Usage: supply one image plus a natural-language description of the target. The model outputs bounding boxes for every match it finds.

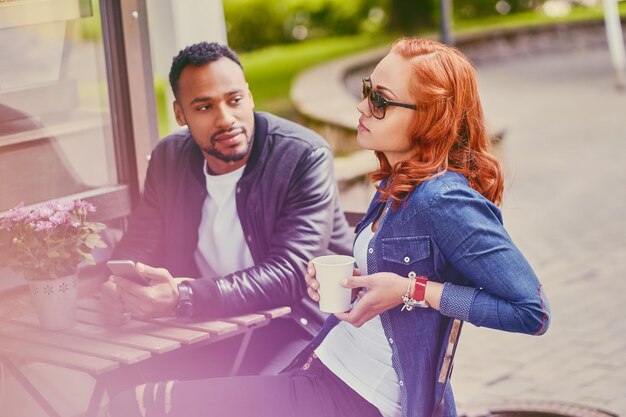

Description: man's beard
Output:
[204,126,252,163]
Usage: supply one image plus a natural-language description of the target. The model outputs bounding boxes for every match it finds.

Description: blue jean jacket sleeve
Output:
[430,185,550,335]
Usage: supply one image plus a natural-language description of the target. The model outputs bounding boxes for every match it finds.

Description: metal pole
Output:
[602,0,626,90]
[440,0,454,45]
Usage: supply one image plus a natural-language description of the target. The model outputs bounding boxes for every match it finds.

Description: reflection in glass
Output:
[0,0,117,210]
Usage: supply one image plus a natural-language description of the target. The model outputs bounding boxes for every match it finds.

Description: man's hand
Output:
[100,279,131,325]
[111,262,180,319]
[334,272,406,327]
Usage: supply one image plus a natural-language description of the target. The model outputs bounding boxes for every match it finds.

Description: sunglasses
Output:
[361,76,417,119]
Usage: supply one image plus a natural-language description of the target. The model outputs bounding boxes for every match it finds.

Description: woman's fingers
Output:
[307,286,320,302]
[305,260,320,302]
[304,261,316,283]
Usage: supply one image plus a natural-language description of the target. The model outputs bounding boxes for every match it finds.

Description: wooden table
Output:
[0,297,291,417]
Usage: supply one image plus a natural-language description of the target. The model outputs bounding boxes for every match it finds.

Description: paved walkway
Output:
[453,46,626,416]
[338,46,626,415]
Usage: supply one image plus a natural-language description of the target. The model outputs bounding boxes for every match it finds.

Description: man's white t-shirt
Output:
[194,161,254,277]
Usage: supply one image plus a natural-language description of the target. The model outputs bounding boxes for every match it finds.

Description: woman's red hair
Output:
[370,37,504,207]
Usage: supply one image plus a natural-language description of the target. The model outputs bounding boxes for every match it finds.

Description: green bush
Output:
[76,0,102,42]
[224,0,387,51]
[454,0,546,20]
[224,0,289,51]
[224,0,574,51]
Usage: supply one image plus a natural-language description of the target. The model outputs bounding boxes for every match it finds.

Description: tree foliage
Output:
[224,0,557,51]
[388,0,437,32]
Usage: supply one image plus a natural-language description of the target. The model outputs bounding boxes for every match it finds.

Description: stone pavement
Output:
[452,46,626,416]
[336,46,626,415]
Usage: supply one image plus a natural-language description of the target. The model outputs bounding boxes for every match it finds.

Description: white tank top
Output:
[315,222,401,417]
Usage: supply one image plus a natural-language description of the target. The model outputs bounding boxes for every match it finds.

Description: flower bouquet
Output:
[0,200,107,329]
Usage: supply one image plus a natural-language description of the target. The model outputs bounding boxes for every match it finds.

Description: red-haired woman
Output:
[302,36,550,417]
[107,37,550,417]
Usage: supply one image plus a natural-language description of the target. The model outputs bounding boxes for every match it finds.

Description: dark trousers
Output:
[108,354,383,417]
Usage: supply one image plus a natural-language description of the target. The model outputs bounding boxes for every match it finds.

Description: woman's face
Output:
[356,52,417,166]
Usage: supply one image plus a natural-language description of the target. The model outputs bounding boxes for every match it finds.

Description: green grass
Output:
[155,34,392,134]
[155,2,626,132]
[238,3,626,117]
[239,34,395,117]
[154,78,171,138]
[455,2,626,33]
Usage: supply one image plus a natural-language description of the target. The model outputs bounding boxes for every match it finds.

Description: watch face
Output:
[176,300,193,318]
[176,283,194,318]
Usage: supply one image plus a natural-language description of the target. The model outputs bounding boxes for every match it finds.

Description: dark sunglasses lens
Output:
[369,91,386,118]
[362,79,386,119]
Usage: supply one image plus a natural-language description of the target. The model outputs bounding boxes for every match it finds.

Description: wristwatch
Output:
[176,281,194,318]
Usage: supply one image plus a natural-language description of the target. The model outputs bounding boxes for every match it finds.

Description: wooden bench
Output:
[0,299,291,417]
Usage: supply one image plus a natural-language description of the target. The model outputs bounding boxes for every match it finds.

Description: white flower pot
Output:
[28,274,78,330]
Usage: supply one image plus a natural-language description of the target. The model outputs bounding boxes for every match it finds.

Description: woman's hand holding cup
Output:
[305,260,321,302]
[305,256,361,313]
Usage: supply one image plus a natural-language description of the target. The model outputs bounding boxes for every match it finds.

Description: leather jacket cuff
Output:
[186,277,221,318]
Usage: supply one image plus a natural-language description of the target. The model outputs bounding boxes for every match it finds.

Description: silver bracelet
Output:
[401,276,417,311]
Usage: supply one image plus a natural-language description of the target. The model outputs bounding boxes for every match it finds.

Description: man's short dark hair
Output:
[169,42,243,97]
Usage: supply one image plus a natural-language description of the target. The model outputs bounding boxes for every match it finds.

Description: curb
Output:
[291,18,624,185]
[459,400,619,417]
[292,17,622,133]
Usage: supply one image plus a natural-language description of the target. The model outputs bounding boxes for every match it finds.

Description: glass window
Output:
[0,0,118,210]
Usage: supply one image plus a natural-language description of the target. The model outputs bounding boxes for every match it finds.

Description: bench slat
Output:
[76,309,211,345]
[143,316,239,335]
[78,296,240,335]
[222,313,268,327]
[0,338,118,375]
[258,306,292,319]
[0,322,151,365]
[13,314,181,354]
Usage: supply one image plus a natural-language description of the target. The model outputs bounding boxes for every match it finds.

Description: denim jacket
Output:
[287,171,550,417]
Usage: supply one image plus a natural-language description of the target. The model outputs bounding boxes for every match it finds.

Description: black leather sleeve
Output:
[189,146,337,317]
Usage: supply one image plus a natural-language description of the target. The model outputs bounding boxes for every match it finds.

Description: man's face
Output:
[173,58,255,173]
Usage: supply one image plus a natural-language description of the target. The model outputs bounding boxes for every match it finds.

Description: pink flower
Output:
[73,200,96,212]
[0,218,12,230]
[49,211,71,226]
[0,199,107,280]
[28,206,53,221]
[1,203,28,228]
[48,201,73,212]
[34,221,54,232]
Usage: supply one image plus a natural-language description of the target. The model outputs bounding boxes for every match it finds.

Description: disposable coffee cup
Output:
[312,255,355,313]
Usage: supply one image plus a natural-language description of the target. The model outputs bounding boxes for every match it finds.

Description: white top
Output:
[315,223,401,417]
[193,161,254,277]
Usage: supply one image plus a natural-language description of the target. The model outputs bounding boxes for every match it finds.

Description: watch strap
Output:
[176,281,194,318]
[413,276,428,302]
